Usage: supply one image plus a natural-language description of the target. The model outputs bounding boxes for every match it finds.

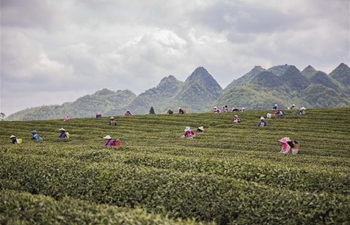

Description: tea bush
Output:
[1,108,350,224]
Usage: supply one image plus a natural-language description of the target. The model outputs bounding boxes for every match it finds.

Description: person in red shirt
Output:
[181,126,195,138]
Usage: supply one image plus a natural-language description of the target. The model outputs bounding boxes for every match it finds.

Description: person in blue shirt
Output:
[258,117,267,127]
[31,130,43,141]
[58,128,67,138]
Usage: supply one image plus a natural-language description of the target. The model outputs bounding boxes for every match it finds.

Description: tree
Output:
[0,112,5,121]
[149,107,156,114]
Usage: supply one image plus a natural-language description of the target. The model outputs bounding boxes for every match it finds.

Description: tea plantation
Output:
[1,108,350,224]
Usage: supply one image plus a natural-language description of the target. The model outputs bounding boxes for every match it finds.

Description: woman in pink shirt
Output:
[181,127,195,138]
[279,137,292,154]
[103,135,115,146]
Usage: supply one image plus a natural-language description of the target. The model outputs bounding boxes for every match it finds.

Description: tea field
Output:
[1,108,350,224]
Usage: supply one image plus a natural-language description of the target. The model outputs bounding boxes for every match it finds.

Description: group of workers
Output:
[10,128,69,144]
[213,106,244,114]
[9,103,303,154]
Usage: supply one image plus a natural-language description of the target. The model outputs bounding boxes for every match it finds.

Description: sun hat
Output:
[279,137,291,143]
[103,135,112,139]
[10,135,16,139]
[214,106,217,109]
[31,130,37,134]
[198,126,204,131]
[110,117,114,119]
[260,117,265,120]
[59,128,65,131]
[234,115,238,118]
[184,126,191,132]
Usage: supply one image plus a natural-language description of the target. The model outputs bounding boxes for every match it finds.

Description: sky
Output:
[1,0,349,116]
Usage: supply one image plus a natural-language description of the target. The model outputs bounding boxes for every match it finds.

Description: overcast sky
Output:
[1,0,349,115]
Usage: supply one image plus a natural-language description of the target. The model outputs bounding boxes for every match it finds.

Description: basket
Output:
[291,143,300,154]
[17,138,22,144]
[114,140,121,146]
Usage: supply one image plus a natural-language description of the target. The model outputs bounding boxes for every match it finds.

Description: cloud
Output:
[1,0,349,115]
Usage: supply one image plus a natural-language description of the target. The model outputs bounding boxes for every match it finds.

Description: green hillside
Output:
[106,75,184,115]
[6,89,136,121]
[170,67,223,112]
[1,108,350,224]
[5,63,350,121]
[224,66,265,90]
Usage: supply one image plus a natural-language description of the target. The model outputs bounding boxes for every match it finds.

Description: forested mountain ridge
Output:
[215,63,349,110]
[5,63,350,120]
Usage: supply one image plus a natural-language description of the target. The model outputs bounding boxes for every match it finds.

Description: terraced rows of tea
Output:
[1,108,350,224]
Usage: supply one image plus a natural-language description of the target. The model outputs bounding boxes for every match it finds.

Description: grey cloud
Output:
[1,0,349,115]
[1,0,71,31]
[189,1,305,34]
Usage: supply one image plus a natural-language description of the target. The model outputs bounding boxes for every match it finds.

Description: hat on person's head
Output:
[198,126,204,131]
[260,117,265,120]
[110,117,114,120]
[31,130,37,134]
[234,115,238,118]
[184,126,191,132]
[103,135,112,139]
[10,135,16,139]
[214,106,217,109]
[279,137,291,143]
[59,128,65,131]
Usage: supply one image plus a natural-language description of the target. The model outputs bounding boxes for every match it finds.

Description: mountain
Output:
[6,63,350,121]
[170,67,223,112]
[267,64,291,76]
[302,84,350,108]
[309,71,340,91]
[329,63,350,86]
[6,89,136,121]
[280,66,311,90]
[301,65,317,78]
[224,66,265,90]
[249,71,283,88]
[106,75,183,115]
[329,63,350,96]
[217,63,349,110]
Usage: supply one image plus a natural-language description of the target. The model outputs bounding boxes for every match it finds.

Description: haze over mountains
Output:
[6,63,350,121]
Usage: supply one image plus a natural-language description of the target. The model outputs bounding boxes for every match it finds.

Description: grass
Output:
[0,108,350,224]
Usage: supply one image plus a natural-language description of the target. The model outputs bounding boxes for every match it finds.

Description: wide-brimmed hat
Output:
[198,126,204,131]
[10,135,16,139]
[31,130,37,134]
[279,137,291,143]
[110,117,114,119]
[59,128,65,131]
[260,117,265,120]
[103,135,112,139]
[234,115,238,118]
[214,106,217,109]
[184,126,191,132]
